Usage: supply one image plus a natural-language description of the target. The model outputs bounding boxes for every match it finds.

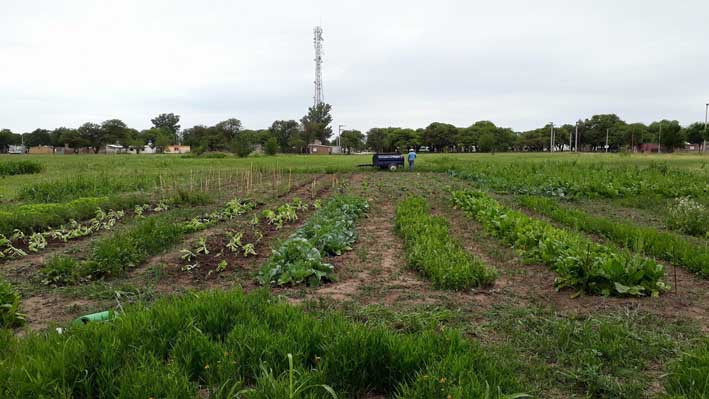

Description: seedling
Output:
[195,237,209,255]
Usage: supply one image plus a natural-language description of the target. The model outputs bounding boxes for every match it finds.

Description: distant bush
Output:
[0,160,43,177]
[264,138,278,155]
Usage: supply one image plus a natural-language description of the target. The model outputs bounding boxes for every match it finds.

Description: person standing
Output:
[407,148,417,171]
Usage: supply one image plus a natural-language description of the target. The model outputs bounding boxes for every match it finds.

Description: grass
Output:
[518,195,709,278]
[17,174,158,203]
[395,196,497,289]
[0,159,43,176]
[0,289,528,398]
[665,337,709,399]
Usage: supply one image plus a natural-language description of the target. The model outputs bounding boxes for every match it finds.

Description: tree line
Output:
[367,114,708,153]
[2,110,707,155]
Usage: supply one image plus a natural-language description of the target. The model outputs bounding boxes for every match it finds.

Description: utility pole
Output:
[568,129,572,152]
[658,122,662,154]
[549,122,554,152]
[575,123,579,152]
[605,128,609,153]
[337,124,345,150]
[702,103,709,153]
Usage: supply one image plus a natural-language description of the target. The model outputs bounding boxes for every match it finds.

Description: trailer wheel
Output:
[389,164,398,171]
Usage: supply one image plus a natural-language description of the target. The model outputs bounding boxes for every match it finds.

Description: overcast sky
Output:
[2,0,708,133]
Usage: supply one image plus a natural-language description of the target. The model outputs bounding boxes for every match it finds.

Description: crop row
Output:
[452,191,668,297]
[41,198,256,285]
[0,160,43,177]
[518,196,709,278]
[0,289,527,398]
[395,196,496,290]
[258,195,368,287]
[447,160,708,200]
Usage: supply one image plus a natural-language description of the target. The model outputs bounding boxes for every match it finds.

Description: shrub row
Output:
[0,160,43,176]
[519,196,709,278]
[452,191,668,297]
[0,289,526,398]
[258,196,368,287]
[395,196,497,290]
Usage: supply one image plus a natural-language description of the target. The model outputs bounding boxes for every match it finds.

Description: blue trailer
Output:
[359,153,405,171]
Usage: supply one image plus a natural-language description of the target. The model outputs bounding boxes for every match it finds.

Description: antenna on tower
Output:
[313,26,324,107]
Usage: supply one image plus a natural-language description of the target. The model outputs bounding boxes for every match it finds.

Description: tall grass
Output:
[0,289,526,398]
[0,279,23,328]
[0,160,43,176]
[18,174,158,203]
[665,338,709,399]
[519,196,709,278]
[395,196,497,289]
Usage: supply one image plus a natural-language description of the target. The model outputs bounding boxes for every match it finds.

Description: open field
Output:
[1,153,708,398]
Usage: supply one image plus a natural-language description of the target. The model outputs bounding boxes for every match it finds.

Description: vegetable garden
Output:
[0,153,707,398]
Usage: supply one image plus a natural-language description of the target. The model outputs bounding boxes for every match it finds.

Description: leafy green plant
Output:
[259,196,368,287]
[0,279,24,328]
[519,196,709,278]
[27,232,47,252]
[452,190,668,297]
[395,196,497,290]
[40,255,81,286]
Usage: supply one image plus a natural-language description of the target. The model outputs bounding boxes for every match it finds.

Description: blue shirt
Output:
[408,151,416,161]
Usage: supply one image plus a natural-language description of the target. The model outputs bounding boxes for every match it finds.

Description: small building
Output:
[639,143,659,153]
[105,144,127,154]
[8,145,26,154]
[307,140,334,155]
[28,146,53,155]
[164,145,191,154]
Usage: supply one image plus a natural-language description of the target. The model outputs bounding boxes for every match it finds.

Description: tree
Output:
[366,128,387,152]
[340,130,365,154]
[422,122,457,152]
[264,137,278,155]
[478,132,497,153]
[0,129,21,153]
[78,122,104,153]
[215,118,242,141]
[60,129,87,152]
[101,119,129,145]
[300,103,333,144]
[151,113,181,142]
[581,114,626,150]
[649,120,685,151]
[685,122,707,145]
[23,129,52,147]
[269,120,300,153]
[385,128,420,152]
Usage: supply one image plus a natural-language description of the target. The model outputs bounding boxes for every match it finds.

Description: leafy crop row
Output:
[0,289,526,398]
[41,198,256,283]
[447,160,708,200]
[452,191,668,297]
[395,196,496,290]
[258,196,368,287]
[0,160,43,177]
[518,196,709,278]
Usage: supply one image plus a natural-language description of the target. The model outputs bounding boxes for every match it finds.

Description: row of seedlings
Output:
[179,198,311,276]
[452,190,668,297]
[395,196,497,290]
[518,196,709,278]
[39,197,256,286]
[258,195,368,286]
